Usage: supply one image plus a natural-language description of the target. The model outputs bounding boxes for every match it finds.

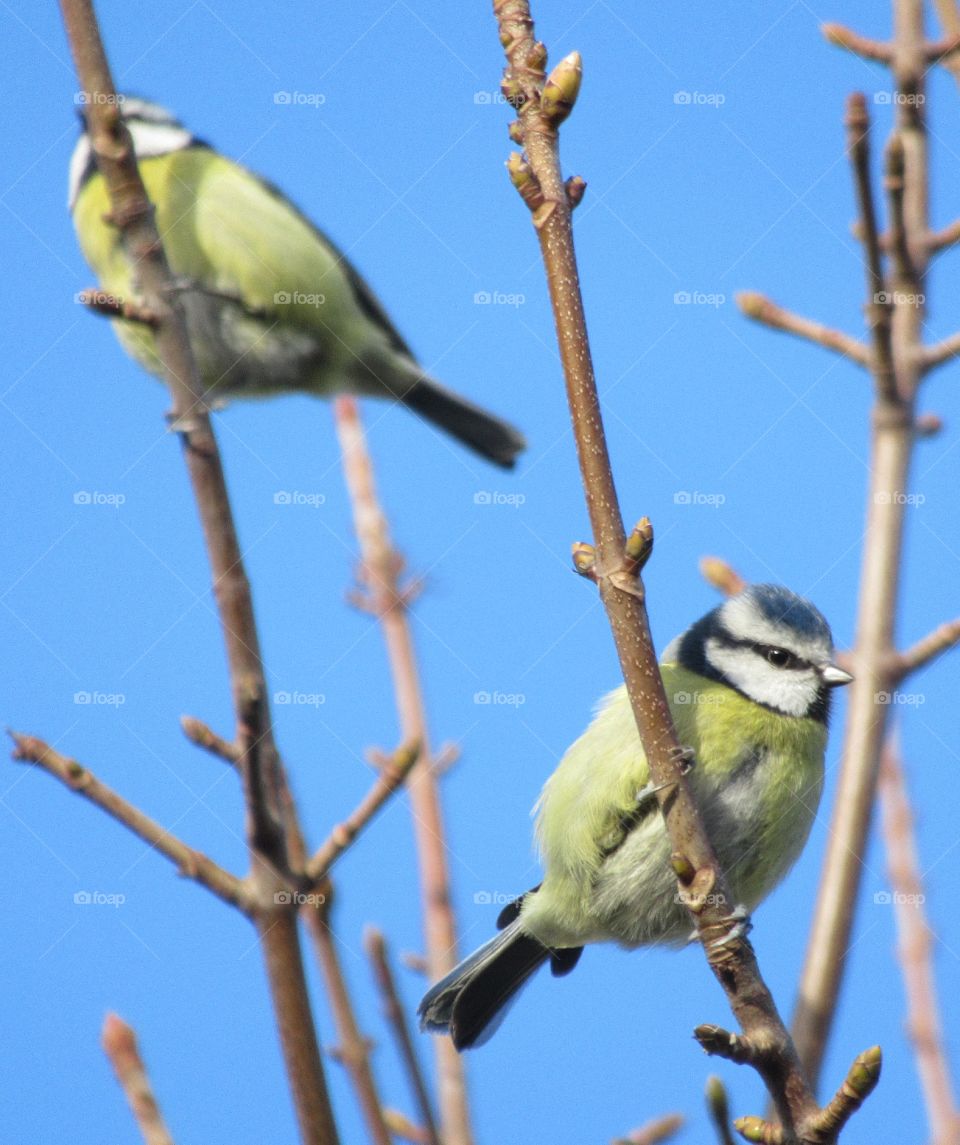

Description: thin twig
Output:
[180,715,240,765]
[303,890,393,1145]
[823,22,895,62]
[847,93,898,404]
[736,292,869,365]
[365,927,441,1145]
[333,395,473,1145]
[306,742,420,882]
[9,733,247,910]
[891,617,960,680]
[492,4,853,1139]
[927,217,960,252]
[611,1113,685,1145]
[933,0,960,84]
[102,1014,175,1145]
[878,740,960,1144]
[921,333,960,373]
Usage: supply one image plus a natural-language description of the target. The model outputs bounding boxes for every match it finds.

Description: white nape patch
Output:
[660,633,683,664]
[68,111,193,209]
[719,594,830,666]
[705,637,821,717]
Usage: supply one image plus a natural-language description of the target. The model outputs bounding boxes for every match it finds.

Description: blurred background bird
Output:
[69,97,526,468]
[419,583,852,1049]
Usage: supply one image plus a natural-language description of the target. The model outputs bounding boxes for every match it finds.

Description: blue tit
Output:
[68,98,525,469]
[419,583,851,1049]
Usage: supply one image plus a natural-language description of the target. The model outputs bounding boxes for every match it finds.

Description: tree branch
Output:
[793,0,928,1092]
[879,740,960,1144]
[736,292,869,365]
[491,4,871,1139]
[102,1014,175,1145]
[891,617,960,680]
[306,742,420,882]
[921,333,960,373]
[822,22,894,62]
[9,733,248,911]
[56,4,338,1140]
[611,1113,685,1145]
[365,927,441,1145]
[846,93,898,404]
[333,395,473,1145]
[302,890,392,1145]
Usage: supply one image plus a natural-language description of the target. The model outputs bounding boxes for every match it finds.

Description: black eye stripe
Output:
[713,629,812,670]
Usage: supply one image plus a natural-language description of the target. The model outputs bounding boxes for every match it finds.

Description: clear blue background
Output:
[3,2,959,1142]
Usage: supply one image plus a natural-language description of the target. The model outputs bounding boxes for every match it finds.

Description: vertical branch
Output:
[878,741,960,1144]
[58,4,338,1141]
[487,5,887,1141]
[333,396,473,1145]
[793,1,928,1089]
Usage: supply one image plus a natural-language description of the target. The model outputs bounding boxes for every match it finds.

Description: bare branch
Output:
[891,617,960,680]
[933,0,960,85]
[921,334,960,374]
[102,1014,175,1145]
[365,928,441,1145]
[793,0,930,1091]
[302,891,392,1145]
[333,395,473,1145]
[927,218,960,253]
[180,715,240,765]
[736,292,869,365]
[57,4,338,1139]
[846,93,898,404]
[10,732,248,911]
[822,22,894,62]
[306,742,420,882]
[879,741,960,1144]
[611,1113,685,1145]
[493,3,840,1137]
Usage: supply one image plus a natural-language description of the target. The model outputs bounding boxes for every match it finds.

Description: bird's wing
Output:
[534,684,652,889]
[185,149,416,358]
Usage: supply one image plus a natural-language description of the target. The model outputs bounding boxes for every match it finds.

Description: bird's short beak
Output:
[820,662,854,687]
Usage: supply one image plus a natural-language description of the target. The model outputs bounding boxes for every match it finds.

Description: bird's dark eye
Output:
[762,645,796,669]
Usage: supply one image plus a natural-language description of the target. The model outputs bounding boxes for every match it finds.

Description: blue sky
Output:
[3,2,959,1141]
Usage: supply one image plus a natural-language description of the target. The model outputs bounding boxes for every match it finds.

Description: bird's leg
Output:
[699,904,753,950]
[634,745,696,806]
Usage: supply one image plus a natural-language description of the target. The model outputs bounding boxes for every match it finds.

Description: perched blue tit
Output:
[68,98,525,468]
[419,584,851,1049]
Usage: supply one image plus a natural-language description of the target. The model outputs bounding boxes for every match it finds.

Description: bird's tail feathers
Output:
[401,376,526,470]
[418,921,549,1050]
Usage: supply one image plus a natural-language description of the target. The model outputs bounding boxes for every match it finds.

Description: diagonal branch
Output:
[891,617,960,680]
[9,733,248,911]
[56,5,338,1141]
[102,1014,175,1145]
[921,333,960,373]
[491,4,869,1139]
[823,23,894,62]
[306,742,420,882]
[365,927,441,1145]
[736,292,869,365]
